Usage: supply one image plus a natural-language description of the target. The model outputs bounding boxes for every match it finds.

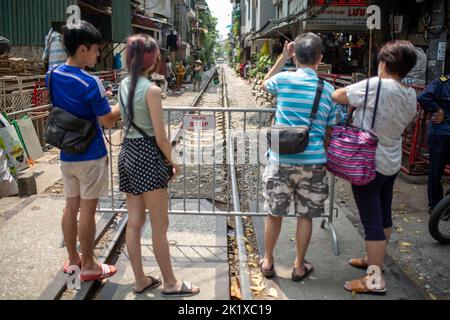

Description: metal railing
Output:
[97,106,340,256]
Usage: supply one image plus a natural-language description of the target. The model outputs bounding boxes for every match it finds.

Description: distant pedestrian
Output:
[43,22,68,71]
[175,61,186,90]
[193,60,203,91]
[165,58,174,87]
[332,40,418,295]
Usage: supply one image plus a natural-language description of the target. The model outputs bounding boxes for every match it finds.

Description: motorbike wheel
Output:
[428,194,450,244]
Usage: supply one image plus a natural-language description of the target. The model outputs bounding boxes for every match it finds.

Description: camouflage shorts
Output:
[262,162,329,218]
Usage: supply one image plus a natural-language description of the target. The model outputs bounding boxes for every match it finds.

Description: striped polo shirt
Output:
[265,68,337,165]
[42,30,67,67]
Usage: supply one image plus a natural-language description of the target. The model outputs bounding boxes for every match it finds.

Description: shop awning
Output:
[132,14,160,30]
[149,17,174,29]
[248,19,297,41]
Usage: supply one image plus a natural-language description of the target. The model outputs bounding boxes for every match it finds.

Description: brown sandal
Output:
[344,275,387,295]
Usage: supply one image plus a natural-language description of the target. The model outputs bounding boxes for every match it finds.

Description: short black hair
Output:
[51,21,66,33]
[294,32,323,65]
[63,20,102,56]
[378,40,417,78]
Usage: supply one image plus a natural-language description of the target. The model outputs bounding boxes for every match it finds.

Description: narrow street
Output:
[1,66,447,301]
[1,0,450,308]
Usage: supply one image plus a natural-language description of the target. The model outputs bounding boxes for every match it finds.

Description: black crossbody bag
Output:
[44,67,97,155]
[267,78,324,155]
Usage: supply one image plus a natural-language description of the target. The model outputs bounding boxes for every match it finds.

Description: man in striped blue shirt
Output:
[260,33,337,282]
[43,23,68,70]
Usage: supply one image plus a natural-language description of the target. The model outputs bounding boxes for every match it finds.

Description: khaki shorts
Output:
[60,156,109,200]
[262,162,329,218]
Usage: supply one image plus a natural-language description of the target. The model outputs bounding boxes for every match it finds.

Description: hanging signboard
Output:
[437,42,447,61]
[304,1,369,31]
[308,6,368,26]
[314,0,368,6]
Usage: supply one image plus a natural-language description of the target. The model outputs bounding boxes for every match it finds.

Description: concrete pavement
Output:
[98,199,229,300]
[252,200,425,300]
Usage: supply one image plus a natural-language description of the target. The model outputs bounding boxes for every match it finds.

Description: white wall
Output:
[144,0,172,19]
[282,0,288,18]
[244,0,256,33]
[256,0,276,31]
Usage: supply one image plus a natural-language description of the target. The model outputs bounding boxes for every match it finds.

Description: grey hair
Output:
[294,32,323,65]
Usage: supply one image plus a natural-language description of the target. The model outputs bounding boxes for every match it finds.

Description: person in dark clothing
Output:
[418,75,450,213]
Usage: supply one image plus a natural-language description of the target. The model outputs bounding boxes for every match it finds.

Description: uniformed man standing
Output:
[418,75,450,213]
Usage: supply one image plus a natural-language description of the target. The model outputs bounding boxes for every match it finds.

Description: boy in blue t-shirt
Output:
[46,21,120,281]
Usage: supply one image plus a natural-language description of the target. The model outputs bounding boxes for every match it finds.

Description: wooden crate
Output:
[0,57,45,76]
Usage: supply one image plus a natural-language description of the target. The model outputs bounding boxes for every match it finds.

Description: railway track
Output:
[41,66,259,300]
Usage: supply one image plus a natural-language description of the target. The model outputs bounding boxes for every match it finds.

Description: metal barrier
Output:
[97,106,340,256]
[3,71,126,148]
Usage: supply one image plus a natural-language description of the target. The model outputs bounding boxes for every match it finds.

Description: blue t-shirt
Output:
[265,68,338,165]
[45,64,111,162]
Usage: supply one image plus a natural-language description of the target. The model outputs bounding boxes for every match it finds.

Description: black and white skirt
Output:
[119,138,172,195]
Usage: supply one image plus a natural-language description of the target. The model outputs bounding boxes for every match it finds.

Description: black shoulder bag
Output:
[267,78,324,155]
[44,67,97,155]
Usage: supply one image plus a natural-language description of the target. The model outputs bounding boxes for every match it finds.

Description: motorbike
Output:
[429,189,450,244]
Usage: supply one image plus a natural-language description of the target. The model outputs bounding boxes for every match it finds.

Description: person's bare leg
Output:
[384,227,392,242]
[125,193,154,291]
[78,198,101,274]
[294,218,313,276]
[262,215,283,271]
[359,228,392,266]
[143,189,199,294]
[62,197,81,265]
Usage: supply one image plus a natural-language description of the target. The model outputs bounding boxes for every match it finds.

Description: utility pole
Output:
[426,0,448,83]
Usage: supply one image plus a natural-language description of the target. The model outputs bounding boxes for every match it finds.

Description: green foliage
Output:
[225,40,233,62]
[232,17,240,37]
[248,54,273,79]
[198,10,218,65]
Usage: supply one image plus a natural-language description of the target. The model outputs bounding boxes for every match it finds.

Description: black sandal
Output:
[161,281,200,298]
[260,259,275,278]
[133,276,162,294]
[292,261,314,282]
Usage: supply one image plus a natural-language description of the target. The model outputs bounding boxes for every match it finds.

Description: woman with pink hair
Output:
[118,34,200,297]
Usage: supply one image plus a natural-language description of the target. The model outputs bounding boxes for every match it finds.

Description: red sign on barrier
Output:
[183,115,216,131]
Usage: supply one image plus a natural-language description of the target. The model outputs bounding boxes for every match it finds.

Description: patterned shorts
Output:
[119,138,173,196]
[262,162,329,218]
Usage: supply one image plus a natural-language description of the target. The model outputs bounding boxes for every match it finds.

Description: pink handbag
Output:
[327,78,382,186]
